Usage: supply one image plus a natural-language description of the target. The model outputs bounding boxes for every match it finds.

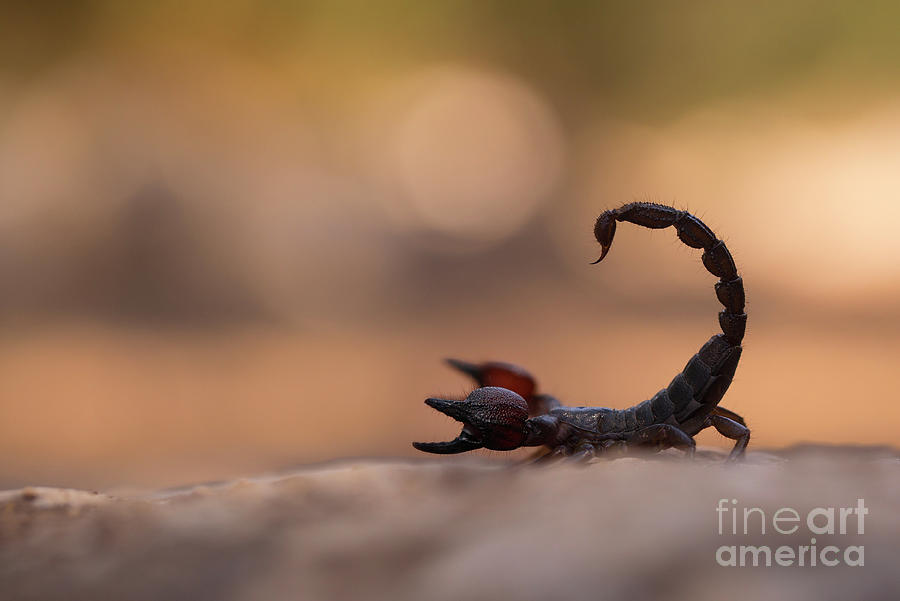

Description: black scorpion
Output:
[413,202,750,462]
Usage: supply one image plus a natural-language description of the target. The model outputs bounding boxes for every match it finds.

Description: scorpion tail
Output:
[593,202,746,345]
[594,202,746,433]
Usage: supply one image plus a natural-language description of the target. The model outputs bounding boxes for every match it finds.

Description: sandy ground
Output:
[1,446,898,601]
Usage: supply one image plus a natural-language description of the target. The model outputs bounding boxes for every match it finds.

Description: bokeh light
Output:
[386,65,565,246]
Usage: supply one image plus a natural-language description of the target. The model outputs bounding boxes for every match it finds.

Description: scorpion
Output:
[413,202,750,463]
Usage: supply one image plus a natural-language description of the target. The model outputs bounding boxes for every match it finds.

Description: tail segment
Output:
[593,203,746,431]
[593,202,746,345]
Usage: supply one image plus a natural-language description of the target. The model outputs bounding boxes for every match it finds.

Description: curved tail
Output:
[593,202,746,431]
[593,202,746,345]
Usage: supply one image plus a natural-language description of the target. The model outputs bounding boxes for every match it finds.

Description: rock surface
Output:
[2,447,898,601]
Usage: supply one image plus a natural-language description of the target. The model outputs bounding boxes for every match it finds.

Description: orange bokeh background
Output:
[1,2,898,489]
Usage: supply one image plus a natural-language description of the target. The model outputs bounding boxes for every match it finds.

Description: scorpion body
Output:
[414,202,750,462]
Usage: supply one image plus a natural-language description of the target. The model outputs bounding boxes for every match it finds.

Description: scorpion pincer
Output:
[413,202,750,463]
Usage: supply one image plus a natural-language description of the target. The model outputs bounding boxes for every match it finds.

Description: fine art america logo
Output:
[715,498,867,567]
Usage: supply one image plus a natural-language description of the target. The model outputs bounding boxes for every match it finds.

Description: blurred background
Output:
[0,1,898,490]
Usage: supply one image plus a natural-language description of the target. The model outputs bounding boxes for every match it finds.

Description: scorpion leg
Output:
[532,445,569,464]
[519,448,552,465]
[568,443,596,463]
[627,424,696,457]
[710,406,746,427]
[706,414,750,462]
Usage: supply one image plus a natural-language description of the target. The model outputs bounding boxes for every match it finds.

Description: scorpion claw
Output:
[413,398,485,454]
[412,437,483,454]
[443,359,537,400]
[423,397,467,419]
[414,388,529,454]
[444,358,482,380]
